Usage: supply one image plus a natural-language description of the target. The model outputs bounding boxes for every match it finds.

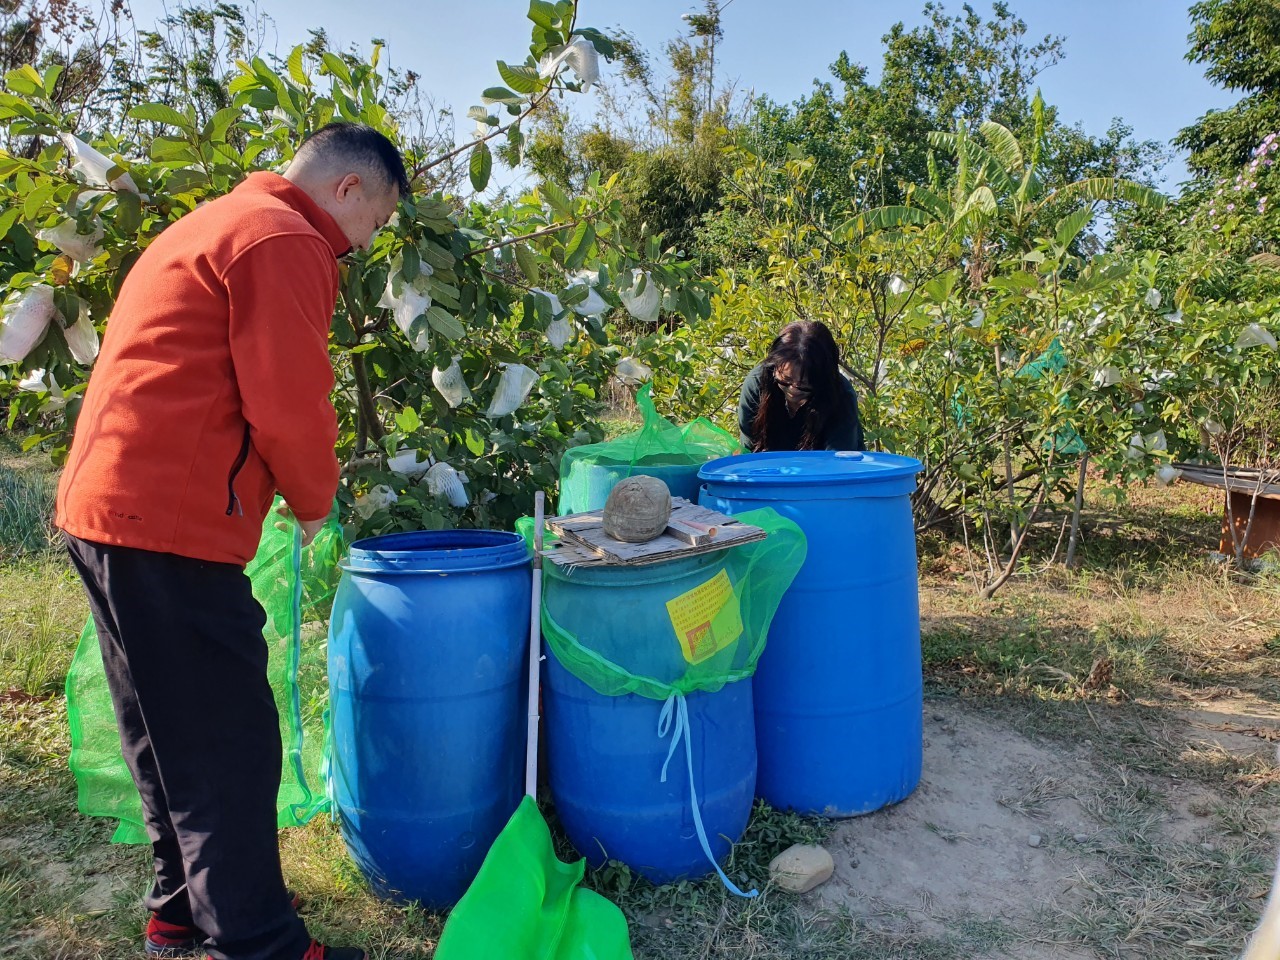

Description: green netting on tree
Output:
[950,338,1086,455]
[1015,338,1087,455]
[64,496,345,843]
[538,508,806,700]
[557,384,739,514]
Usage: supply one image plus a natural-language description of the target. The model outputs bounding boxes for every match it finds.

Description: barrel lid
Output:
[698,450,922,486]
[343,529,529,574]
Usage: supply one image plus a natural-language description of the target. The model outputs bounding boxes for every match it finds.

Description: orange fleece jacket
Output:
[56,172,350,566]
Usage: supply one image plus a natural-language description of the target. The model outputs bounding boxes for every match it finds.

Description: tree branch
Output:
[981,480,1049,599]
[463,217,585,260]
[1065,454,1088,568]
[351,352,385,443]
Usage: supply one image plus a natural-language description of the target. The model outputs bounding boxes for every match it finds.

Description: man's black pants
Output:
[65,534,310,960]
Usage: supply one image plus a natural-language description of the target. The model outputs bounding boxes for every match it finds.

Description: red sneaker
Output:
[145,891,303,956]
[199,942,366,960]
[144,916,202,958]
[300,941,367,960]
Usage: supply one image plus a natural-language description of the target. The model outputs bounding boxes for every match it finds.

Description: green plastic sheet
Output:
[950,338,1086,455]
[434,796,633,960]
[1016,338,1087,455]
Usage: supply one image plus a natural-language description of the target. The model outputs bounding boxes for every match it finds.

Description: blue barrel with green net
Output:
[541,551,756,884]
[698,451,923,817]
[555,384,740,515]
[327,531,530,908]
[557,447,707,514]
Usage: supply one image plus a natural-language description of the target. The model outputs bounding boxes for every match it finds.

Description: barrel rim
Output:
[342,529,530,574]
[562,450,714,469]
[698,450,922,486]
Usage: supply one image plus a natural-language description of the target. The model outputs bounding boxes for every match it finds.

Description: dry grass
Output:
[1047,771,1276,958]
[997,774,1074,821]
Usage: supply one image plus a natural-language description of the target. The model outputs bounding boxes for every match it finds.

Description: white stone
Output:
[769,843,834,894]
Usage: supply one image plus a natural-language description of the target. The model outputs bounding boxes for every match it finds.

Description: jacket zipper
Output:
[225,425,251,517]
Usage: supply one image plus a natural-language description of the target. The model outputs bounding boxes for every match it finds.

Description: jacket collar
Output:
[236,172,352,258]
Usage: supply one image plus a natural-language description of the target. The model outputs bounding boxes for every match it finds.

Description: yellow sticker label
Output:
[666,569,744,665]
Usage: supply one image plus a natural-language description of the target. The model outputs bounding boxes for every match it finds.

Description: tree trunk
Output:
[1065,455,1088,568]
[993,345,1019,552]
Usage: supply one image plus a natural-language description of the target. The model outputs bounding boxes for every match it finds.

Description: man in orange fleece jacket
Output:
[57,123,408,960]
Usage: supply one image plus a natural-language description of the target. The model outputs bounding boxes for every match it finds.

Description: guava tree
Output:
[0,0,712,535]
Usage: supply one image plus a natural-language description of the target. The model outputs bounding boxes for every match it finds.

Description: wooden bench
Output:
[1175,463,1280,559]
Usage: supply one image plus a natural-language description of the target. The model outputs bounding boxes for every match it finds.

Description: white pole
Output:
[524,491,545,799]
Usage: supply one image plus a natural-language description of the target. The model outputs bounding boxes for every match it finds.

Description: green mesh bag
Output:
[535,508,806,700]
[64,496,345,843]
[557,384,739,514]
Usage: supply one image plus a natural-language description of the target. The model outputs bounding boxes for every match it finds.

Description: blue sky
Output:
[130,0,1236,193]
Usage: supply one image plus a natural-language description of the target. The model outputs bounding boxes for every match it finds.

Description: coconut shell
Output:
[602,476,672,543]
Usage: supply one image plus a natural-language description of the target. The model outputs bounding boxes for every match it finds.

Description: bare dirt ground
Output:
[820,699,1102,958]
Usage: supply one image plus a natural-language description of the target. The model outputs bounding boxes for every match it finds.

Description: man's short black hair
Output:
[297,122,411,196]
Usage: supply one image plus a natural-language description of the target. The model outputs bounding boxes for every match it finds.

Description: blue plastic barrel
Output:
[541,552,756,884]
[558,452,704,514]
[698,450,923,817]
[327,530,530,908]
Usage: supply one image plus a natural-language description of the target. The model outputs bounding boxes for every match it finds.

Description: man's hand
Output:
[275,503,327,547]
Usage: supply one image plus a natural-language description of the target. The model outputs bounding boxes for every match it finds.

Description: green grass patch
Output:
[922,615,1174,701]
[0,690,150,958]
[0,464,57,560]
[577,800,832,911]
[0,556,86,697]
[598,416,641,441]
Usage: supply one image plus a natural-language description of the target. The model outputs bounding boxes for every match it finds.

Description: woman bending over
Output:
[737,320,865,453]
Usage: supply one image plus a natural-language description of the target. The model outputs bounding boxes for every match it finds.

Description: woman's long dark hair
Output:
[752,320,845,452]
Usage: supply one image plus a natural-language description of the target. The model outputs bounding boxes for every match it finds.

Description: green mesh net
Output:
[535,508,806,700]
[951,338,1085,455]
[1016,338,1087,455]
[64,496,345,843]
[557,384,739,514]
